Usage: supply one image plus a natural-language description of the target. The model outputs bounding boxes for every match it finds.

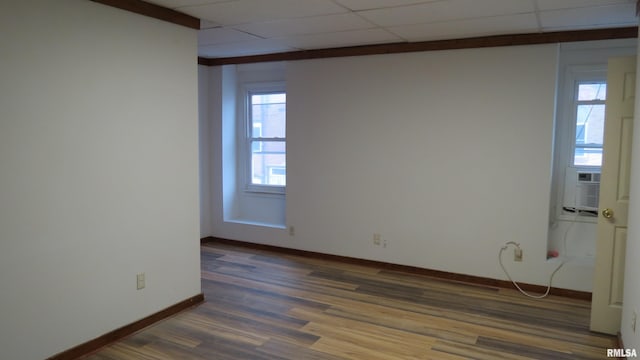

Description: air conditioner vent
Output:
[563,168,600,212]
[578,172,600,183]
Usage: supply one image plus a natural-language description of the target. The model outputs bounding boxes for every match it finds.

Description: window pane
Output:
[574,147,602,167]
[251,141,286,186]
[575,104,605,145]
[251,93,285,138]
[578,83,606,101]
[252,93,285,105]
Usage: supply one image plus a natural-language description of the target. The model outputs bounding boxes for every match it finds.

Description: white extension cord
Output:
[498,190,582,299]
[498,242,565,299]
[501,168,598,299]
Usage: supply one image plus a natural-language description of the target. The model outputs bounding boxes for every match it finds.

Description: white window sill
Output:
[557,213,598,224]
[224,219,286,229]
[241,189,286,199]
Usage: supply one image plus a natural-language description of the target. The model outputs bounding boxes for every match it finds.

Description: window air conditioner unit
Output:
[563,167,600,212]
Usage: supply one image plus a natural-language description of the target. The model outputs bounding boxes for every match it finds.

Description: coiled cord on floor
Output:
[498,241,565,299]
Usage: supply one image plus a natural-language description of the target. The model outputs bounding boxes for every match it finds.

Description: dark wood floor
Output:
[84,241,616,359]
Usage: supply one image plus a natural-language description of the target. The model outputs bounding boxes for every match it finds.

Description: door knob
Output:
[602,208,614,219]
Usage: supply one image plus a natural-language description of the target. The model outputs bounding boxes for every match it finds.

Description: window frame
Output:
[560,65,607,171]
[239,81,286,195]
[571,79,607,169]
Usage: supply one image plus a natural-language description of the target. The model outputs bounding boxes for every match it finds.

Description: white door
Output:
[590,56,636,334]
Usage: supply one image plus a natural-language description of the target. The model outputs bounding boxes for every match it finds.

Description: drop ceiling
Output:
[146,0,638,58]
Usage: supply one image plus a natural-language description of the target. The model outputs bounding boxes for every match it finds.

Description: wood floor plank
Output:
[82,241,617,359]
[290,307,441,349]
[475,337,603,360]
[322,305,480,344]
[310,336,427,360]
[431,339,536,360]
[256,339,345,360]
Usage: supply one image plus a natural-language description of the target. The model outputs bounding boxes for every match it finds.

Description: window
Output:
[572,81,606,167]
[243,84,286,193]
[551,64,608,221]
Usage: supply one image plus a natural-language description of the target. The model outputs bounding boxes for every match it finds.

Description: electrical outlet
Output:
[289,226,295,236]
[373,233,381,246]
[136,273,145,290]
[514,248,523,262]
[632,311,637,333]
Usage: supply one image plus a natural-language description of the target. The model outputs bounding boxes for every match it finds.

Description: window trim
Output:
[239,81,286,195]
[571,79,606,169]
[560,65,606,170]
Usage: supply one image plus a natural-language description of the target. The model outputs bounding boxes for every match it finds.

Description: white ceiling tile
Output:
[198,27,260,46]
[198,38,298,57]
[280,28,402,50]
[147,0,234,9]
[390,13,540,41]
[332,0,439,11]
[542,23,635,32]
[147,0,636,58]
[200,19,220,29]
[535,0,634,11]
[358,0,536,27]
[539,3,637,28]
[233,13,373,38]
[180,0,348,26]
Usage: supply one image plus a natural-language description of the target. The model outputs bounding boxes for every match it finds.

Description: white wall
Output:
[199,65,213,237]
[0,1,201,359]
[287,45,563,286]
[621,36,640,351]
[202,43,601,291]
